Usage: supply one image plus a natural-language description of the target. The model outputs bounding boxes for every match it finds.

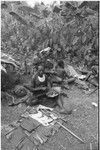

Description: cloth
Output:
[32,73,48,88]
[38,74,46,82]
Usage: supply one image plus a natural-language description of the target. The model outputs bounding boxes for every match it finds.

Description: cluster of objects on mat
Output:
[1,105,84,150]
[1,47,98,108]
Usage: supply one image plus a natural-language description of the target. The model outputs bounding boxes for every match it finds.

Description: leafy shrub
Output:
[1,1,99,73]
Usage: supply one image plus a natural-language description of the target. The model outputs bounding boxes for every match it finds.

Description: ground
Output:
[1,85,98,150]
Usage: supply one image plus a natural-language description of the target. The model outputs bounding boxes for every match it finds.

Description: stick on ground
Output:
[57,122,85,143]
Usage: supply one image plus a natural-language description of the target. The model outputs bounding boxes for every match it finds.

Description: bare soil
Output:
[1,85,98,150]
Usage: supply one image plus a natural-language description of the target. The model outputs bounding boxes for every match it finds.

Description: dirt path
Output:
[1,86,98,150]
[37,87,98,150]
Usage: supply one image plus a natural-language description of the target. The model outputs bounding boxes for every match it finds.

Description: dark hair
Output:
[58,60,64,68]
[38,65,44,71]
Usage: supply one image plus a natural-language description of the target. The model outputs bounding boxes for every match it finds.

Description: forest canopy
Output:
[1,1,99,72]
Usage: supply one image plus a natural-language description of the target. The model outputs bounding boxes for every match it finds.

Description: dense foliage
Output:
[1,1,99,74]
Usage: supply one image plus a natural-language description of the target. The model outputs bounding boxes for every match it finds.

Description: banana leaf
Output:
[9,12,28,25]
[1,52,20,69]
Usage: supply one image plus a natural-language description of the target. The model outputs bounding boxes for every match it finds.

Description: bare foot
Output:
[59,109,72,115]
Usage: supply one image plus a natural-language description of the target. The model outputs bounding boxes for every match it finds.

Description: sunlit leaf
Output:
[72,36,79,45]
[82,33,86,43]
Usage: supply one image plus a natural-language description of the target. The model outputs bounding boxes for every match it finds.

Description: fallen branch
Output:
[88,87,98,96]
[88,80,98,87]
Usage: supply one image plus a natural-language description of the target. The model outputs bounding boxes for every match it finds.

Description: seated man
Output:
[49,60,72,85]
[48,60,74,114]
[24,65,51,104]
[32,66,50,92]
[55,60,69,80]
